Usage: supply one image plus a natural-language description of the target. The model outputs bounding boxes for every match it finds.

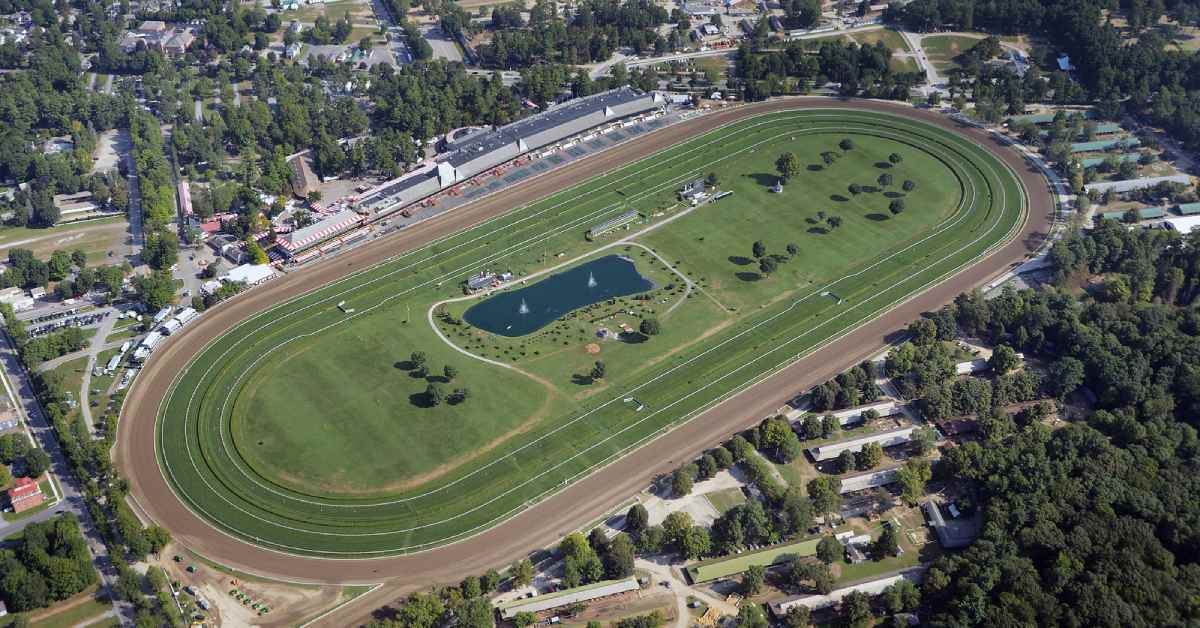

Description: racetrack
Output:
[115,97,1053,623]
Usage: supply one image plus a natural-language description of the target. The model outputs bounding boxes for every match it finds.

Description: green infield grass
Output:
[156,108,1029,557]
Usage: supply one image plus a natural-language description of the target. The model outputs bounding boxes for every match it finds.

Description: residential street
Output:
[0,332,134,624]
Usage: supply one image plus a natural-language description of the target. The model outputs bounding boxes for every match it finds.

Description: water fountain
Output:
[518,299,530,315]
[587,272,598,288]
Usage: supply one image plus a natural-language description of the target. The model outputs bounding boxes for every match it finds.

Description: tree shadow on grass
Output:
[807,164,824,172]
[571,374,595,386]
[830,194,849,202]
[621,332,648,344]
[808,227,830,235]
[736,272,763,282]
[875,162,893,169]
[393,361,410,370]
[865,213,890,221]
[884,191,905,198]
[749,173,779,187]
[409,392,436,408]
[729,255,754,266]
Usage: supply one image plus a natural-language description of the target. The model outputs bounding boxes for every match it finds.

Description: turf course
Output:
[157,109,1026,557]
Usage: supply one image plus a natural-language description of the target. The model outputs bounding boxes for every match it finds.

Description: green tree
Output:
[511,558,534,587]
[133,270,176,311]
[902,179,916,192]
[752,240,767,258]
[671,464,695,497]
[759,256,778,275]
[883,578,920,613]
[679,527,711,559]
[816,535,842,564]
[443,364,458,381]
[0,463,12,489]
[604,533,636,578]
[807,476,842,520]
[842,590,873,628]
[839,138,855,151]
[662,511,692,545]
[836,448,856,473]
[47,250,72,281]
[989,344,1020,375]
[889,199,905,214]
[625,503,649,535]
[783,605,811,628]
[24,447,50,477]
[425,382,446,406]
[591,361,606,380]
[888,152,903,164]
[896,459,932,506]
[775,151,800,181]
[639,317,661,336]
[857,442,883,470]
[874,525,899,558]
[736,602,768,628]
[743,564,766,595]
[877,173,893,187]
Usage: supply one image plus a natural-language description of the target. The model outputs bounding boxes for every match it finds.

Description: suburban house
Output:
[7,477,45,513]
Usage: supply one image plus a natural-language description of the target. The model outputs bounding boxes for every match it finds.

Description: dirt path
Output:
[113,98,1053,627]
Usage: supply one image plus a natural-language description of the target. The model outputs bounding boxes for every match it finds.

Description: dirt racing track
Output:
[115,97,1054,624]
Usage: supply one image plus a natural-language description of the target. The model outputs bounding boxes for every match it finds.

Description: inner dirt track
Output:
[115,97,1053,624]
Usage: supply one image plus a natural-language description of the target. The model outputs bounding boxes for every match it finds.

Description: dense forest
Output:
[734,38,923,100]
[886,0,1200,149]
[0,515,98,613]
[477,0,669,68]
[884,221,1200,626]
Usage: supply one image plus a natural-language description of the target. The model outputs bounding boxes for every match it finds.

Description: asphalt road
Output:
[113,97,1054,626]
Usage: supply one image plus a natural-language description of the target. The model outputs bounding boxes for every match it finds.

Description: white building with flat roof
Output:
[806,426,917,462]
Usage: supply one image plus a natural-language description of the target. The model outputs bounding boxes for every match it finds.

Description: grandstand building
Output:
[354,87,663,218]
[274,209,365,259]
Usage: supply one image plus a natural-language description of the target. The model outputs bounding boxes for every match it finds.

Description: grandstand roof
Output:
[445,87,650,168]
[276,209,362,253]
[1162,216,1200,234]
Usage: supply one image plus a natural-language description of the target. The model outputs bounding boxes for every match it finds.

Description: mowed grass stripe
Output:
[157,110,1025,556]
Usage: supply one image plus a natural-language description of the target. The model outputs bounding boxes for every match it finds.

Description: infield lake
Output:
[463,254,654,336]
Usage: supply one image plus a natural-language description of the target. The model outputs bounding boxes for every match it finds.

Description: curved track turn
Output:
[115,98,1053,622]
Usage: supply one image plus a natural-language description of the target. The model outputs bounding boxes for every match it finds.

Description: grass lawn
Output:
[47,356,89,419]
[0,216,128,265]
[848,28,910,53]
[921,34,985,73]
[158,109,1026,556]
[0,586,111,628]
[772,455,818,489]
[704,487,747,513]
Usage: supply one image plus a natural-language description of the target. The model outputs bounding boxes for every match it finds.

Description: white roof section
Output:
[497,577,639,619]
[1162,216,1200,234]
[839,466,901,494]
[806,426,917,462]
[827,400,901,427]
[955,358,989,375]
[141,331,163,349]
[1083,174,1191,194]
[221,263,275,285]
[161,319,182,334]
[153,307,173,324]
[105,355,121,371]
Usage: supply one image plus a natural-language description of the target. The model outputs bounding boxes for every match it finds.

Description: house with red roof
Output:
[7,476,44,513]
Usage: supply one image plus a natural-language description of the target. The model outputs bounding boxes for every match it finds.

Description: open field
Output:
[0,216,129,265]
[920,34,985,73]
[149,107,1026,558]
